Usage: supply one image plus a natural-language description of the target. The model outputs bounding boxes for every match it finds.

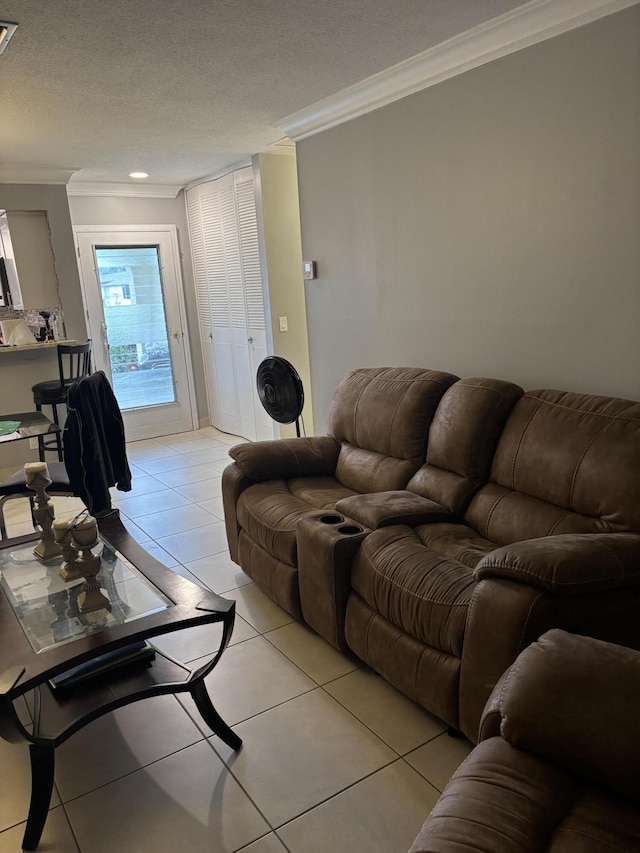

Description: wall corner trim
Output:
[0,166,79,184]
[277,0,639,141]
[67,182,182,198]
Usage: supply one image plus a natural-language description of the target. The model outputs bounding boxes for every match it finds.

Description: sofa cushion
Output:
[350,525,475,656]
[415,522,497,568]
[408,377,523,512]
[465,483,611,546]
[465,389,640,543]
[335,490,453,529]
[334,445,418,493]
[345,593,462,728]
[236,477,357,566]
[328,367,458,492]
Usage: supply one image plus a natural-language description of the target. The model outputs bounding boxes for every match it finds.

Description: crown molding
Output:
[184,158,252,192]
[66,182,182,198]
[0,165,79,184]
[278,0,640,141]
[263,137,297,156]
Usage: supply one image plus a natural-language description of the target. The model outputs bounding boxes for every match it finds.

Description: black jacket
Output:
[63,371,132,515]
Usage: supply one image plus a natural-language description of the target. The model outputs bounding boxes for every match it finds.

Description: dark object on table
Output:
[38,312,55,341]
[48,641,155,692]
[31,341,93,460]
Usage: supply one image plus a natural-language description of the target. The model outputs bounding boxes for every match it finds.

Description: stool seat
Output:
[32,379,77,404]
[31,341,92,461]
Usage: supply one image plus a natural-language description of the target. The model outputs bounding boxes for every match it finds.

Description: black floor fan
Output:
[256,357,305,436]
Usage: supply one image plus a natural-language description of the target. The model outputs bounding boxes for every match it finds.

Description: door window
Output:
[94,246,175,411]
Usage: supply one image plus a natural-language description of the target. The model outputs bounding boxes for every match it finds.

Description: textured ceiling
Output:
[0,0,531,187]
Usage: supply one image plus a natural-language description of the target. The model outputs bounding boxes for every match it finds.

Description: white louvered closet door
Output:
[234,170,277,441]
[186,167,273,441]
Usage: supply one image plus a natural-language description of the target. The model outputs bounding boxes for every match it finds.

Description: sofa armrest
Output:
[476,669,509,743]
[221,462,253,563]
[334,490,454,530]
[474,533,640,596]
[482,629,640,804]
[229,436,340,481]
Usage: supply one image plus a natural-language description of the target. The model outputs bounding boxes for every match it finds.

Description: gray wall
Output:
[0,183,87,340]
[68,193,208,421]
[296,6,640,430]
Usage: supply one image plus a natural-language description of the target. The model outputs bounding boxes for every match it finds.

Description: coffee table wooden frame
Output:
[0,514,242,850]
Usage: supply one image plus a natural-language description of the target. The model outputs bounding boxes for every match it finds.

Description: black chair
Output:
[0,463,73,539]
[31,341,92,461]
[63,371,132,516]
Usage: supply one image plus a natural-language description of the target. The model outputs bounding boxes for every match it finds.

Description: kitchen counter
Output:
[0,339,76,353]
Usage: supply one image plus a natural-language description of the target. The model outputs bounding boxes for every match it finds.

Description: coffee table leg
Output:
[190,680,242,751]
[22,743,55,851]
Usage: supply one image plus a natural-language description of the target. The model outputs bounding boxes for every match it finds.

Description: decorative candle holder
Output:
[52,516,82,582]
[24,462,62,563]
[70,515,110,613]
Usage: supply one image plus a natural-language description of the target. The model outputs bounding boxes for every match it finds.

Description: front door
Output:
[76,226,198,441]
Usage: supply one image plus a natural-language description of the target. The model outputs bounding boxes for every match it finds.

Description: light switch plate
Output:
[279,316,288,332]
[303,261,317,280]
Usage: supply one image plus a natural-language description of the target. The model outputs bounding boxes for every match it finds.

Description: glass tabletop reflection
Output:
[0,538,171,653]
[0,411,60,444]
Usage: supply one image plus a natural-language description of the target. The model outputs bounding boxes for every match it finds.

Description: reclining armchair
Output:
[222,367,459,619]
[411,629,640,852]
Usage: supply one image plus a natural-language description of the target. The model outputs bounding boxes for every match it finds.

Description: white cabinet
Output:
[186,168,274,441]
[0,211,61,309]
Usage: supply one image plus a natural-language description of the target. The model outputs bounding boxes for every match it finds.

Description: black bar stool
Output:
[31,341,92,461]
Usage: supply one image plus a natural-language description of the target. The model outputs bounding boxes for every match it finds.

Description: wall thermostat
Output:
[303,260,317,280]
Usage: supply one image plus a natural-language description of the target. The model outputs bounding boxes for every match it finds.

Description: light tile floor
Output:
[0,426,472,853]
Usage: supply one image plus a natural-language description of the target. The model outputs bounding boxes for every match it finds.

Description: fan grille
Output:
[256,357,304,424]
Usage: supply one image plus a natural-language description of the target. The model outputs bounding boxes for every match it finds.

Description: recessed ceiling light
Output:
[129,172,149,179]
[0,21,18,54]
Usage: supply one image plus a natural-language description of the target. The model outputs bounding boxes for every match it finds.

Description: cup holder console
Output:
[316,515,364,536]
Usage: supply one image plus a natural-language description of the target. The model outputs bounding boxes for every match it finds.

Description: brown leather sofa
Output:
[222,367,460,619]
[222,368,640,741]
[410,629,640,853]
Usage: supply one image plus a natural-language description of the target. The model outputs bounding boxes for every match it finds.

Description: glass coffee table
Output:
[0,514,242,851]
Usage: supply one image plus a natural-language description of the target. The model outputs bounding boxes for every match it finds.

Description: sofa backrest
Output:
[465,389,640,544]
[407,378,523,513]
[328,367,458,493]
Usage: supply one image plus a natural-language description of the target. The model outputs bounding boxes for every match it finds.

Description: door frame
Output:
[74,224,199,439]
